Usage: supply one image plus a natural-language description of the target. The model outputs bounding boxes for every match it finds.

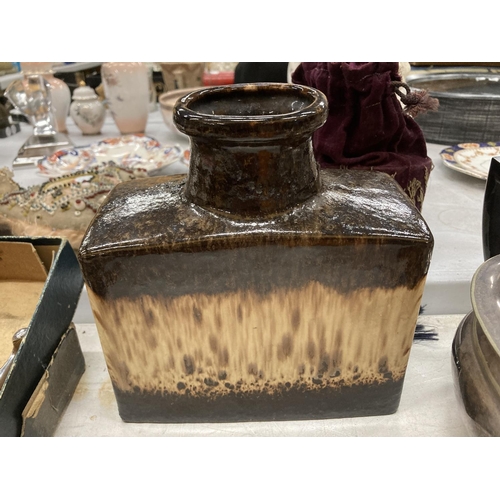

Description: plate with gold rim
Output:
[440,142,500,180]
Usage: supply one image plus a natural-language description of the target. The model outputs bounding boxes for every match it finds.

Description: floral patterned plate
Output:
[440,142,500,180]
[37,134,183,177]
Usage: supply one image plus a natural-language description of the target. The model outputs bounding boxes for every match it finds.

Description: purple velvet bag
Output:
[292,62,436,211]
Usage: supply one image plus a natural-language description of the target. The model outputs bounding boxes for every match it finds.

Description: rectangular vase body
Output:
[79,169,433,423]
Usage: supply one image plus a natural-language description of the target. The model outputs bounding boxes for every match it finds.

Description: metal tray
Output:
[407,69,500,144]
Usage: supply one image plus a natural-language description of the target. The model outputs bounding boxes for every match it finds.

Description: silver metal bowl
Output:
[407,69,500,144]
[452,254,500,436]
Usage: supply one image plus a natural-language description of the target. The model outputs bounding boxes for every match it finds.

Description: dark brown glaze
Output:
[114,377,405,423]
[174,84,327,216]
[78,83,434,423]
[79,170,432,300]
[174,84,328,142]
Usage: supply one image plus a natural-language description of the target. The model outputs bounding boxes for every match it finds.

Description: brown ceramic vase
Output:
[78,83,434,423]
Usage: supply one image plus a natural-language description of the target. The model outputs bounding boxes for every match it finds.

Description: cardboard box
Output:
[0,237,84,436]
[21,324,85,436]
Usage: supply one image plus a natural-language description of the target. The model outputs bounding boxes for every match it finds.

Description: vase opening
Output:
[187,87,312,117]
[174,83,328,141]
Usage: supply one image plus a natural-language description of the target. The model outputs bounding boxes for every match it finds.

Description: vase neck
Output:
[175,83,328,217]
[185,137,320,217]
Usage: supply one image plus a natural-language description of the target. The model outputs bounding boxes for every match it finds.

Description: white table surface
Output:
[0,105,486,436]
[421,142,485,315]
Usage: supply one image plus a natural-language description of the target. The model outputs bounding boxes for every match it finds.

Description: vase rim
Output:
[173,83,328,140]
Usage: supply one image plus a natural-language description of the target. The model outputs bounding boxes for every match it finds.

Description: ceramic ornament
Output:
[70,86,106,135]
[78,83,434,423]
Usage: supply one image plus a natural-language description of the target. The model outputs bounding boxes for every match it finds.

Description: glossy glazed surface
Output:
[80,169,433,422]
[158,86,204,135]
[79,83,433,423]
[80,170,432,297]
[174,83,328,216]
[174,83,328,141]
[483,157,500,259]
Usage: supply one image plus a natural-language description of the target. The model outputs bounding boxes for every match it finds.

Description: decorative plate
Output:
[440,142,500,180]
[37,134,183,177]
